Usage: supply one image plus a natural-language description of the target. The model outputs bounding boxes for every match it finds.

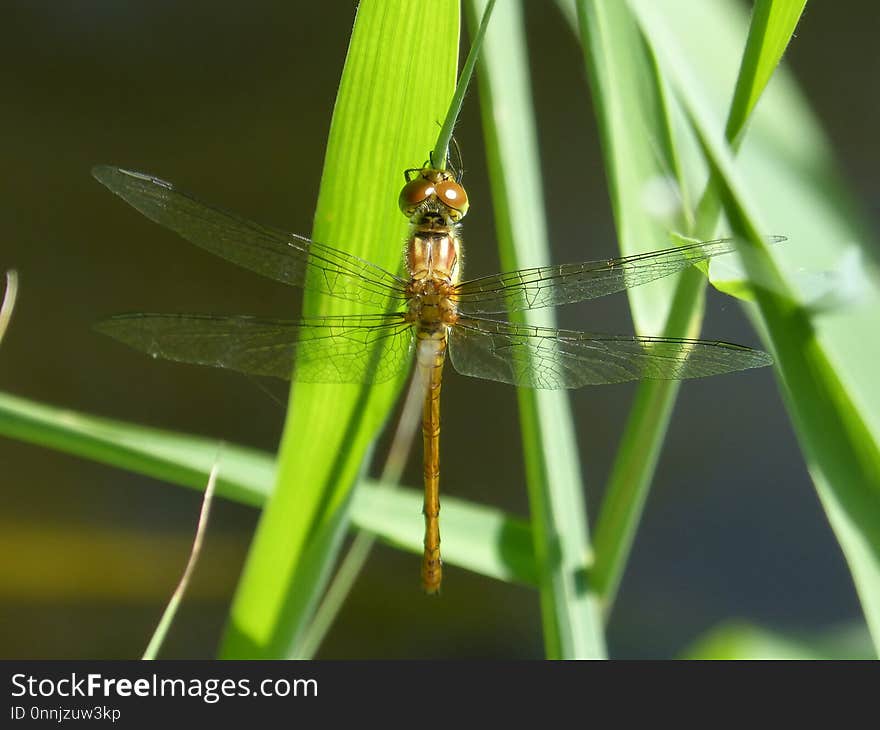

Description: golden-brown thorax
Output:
[399,167,468,332]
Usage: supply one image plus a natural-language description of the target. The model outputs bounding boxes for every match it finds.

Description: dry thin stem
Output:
[142,458,220,660]
[0,270,20,346]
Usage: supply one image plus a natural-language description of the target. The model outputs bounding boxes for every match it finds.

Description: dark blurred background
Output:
[1,2,876,659]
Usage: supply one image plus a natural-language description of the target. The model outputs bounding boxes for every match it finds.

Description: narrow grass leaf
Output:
[724,0,808,147]
[633,0,880,655]
[0,390,273,507]
[468,0,605,658]
[300,0,502,657]
[686,99,880,656]
[569,0,807,612]
[0,390,536,585]
[351,483,537,585]
[565,0,698,613]
[570,0,690,332]
[692,0,809,240]
[433,0,496,168]
[221,2,460,658]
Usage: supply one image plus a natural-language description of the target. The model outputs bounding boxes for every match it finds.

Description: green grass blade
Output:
[571,0,691,331]
[0,389,536,586]
[724,0,807,147]
[351,483,536,585]
[565,0,698,614]
[587,276,701,608]
[570,0,808,613]
[301,4,501,656]
[433,0,496,169]
[632,0,880,656]
[0,390,273,506]
[693,0,808,234]
[682,621,875,660]
[220,2,459,658]
[467,0,606,659]
[687,108,880,655]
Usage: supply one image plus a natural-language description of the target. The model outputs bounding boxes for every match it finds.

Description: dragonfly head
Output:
[399,167,469,224]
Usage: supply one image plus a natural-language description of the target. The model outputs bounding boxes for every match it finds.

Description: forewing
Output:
[96,312,415,384]
[93,166,408,310]
[448,317,772,389]
[453,236,784,314]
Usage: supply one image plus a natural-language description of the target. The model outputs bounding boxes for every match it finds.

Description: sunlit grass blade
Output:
[351,483,536,585]
[682,621,875,660]
[724,0,808,148]
[220,2,459,659]
[564,0,697,615]
[298,348,426,658]
[301,1,501,657]
[569,0,690,331]
[467,0,605,659]
[0,390,536,586]
[0,390,273,505]
[632,0,880,657]
[692,0,809,235]
[686,106,880,655]
[302,463,538,657]
[571,0,809,613]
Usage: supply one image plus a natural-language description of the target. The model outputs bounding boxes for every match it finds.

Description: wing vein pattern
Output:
[93,166,408,310]
[96,312,415,384]
[448,316,772,388]
[454,236,784,314]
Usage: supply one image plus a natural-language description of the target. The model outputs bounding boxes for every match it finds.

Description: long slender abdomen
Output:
[417,335,446,594]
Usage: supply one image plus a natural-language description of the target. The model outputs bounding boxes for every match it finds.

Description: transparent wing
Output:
[448,317,772,388]
[453,236,785,315]
[92,166,408,310]
[96,312,415,384]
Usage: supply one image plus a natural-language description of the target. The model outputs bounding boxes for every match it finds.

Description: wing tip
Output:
[705,340,774,370]
[91,164,116,185]
[751,350,775,368]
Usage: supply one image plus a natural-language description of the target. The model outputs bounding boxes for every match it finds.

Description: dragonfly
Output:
[93,163,774,593]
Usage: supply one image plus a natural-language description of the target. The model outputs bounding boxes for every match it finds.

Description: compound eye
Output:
[435,180,469,216]
[399,178,435,213]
